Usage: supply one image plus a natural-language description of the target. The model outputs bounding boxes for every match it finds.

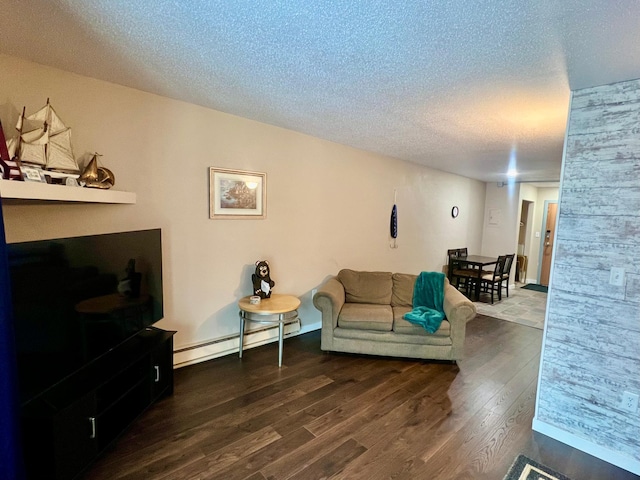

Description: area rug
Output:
[504,454,573,480]
[473,288,545,330]
[521,283,548,293]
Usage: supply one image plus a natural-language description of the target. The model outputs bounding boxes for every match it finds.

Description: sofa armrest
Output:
[443,282,476,324]
[443,280,476,358]
[313,276,345,331]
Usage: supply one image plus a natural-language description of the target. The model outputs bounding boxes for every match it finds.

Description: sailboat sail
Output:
[6,137,18,160]
[18,142,47,167]
[9,100,80,174]
[17,126,48,166]
[27,104,66,135]
[48,128,78,172]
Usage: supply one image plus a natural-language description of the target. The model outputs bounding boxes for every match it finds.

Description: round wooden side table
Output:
[238,294,301,367]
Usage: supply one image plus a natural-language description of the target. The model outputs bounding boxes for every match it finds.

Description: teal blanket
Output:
[403,271,445,333]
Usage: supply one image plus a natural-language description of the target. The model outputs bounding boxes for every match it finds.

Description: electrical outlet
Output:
[621,391,639,413]
[610,267,625,286]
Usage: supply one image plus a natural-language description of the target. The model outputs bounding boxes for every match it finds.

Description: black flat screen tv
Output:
[7,228,163,406]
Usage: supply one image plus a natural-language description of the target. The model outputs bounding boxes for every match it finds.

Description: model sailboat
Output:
[0,119,23,180]
[78,153,115,189]
[6,99,80,176]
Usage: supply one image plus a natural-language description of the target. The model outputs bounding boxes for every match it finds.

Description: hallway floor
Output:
[473,282,547,330]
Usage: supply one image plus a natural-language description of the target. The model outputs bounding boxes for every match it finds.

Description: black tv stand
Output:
[20,327,175,480]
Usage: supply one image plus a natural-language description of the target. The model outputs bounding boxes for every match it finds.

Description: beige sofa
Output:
[312,269,476,361]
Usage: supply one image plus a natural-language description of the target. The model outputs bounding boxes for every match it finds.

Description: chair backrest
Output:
[447,248,468,278]
[447,249,459,261]
[447,248,468,264]
[503,254,515,276]
[492,256,507,280]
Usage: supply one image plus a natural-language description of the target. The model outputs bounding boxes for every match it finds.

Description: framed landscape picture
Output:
[209,167,266,219]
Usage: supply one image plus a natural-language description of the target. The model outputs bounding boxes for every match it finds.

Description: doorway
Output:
[517,200,534,283]
[538,201,558,286]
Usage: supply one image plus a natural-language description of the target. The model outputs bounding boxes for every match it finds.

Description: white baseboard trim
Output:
[532,417,640,475]
[173,320,321,368]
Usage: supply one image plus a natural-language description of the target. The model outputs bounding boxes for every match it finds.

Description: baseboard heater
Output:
[173,318,301,368]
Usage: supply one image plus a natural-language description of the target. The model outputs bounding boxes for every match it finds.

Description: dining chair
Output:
[448,248,475,293]
[447,249,460,282]
[480,255,507,304]
[501,253,516,298]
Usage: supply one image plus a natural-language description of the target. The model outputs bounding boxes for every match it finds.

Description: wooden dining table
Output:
[457,255,498,301]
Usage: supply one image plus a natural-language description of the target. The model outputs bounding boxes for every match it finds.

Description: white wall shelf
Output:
[0,179,136,204]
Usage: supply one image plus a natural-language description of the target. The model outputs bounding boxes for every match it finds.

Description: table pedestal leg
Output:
[238,311,245,359]
[278,314,284,367]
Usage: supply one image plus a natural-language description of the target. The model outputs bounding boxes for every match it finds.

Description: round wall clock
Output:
[451,206,459,218]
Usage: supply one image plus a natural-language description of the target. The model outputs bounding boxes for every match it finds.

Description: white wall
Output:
[0,54,486,364]
[481,182,519,258]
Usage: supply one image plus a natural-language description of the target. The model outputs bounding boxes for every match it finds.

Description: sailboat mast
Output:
[16,106,25,161]
[44,98,50,132]
[43,98,50,162]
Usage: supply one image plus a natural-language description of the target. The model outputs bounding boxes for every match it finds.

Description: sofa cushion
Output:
[391,273,417,307]
[333,327,452,347]
[338,269,392,305]
[338,303,393,331]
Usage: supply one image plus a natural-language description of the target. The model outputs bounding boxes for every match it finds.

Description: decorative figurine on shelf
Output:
[79,152,115,189]
[117,259,142,298]
[252,260,275,299]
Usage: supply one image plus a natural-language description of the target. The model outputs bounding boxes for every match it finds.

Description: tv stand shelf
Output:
[21,327,175,480]
[0,179,136,204]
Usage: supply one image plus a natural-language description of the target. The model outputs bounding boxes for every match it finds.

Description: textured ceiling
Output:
[2,0,640,183]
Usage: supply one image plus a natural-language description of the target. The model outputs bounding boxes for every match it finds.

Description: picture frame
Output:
[209,167,266,219]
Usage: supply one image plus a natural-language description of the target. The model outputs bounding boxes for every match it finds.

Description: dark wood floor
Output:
[83,315,639,480]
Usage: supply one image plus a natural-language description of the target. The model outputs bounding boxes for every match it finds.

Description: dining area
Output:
[446,248,515,304]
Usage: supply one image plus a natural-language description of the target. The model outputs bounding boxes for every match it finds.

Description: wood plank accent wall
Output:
[535,79,640,466]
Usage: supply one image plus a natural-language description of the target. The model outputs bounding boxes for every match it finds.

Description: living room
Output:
[1,2,640,479]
